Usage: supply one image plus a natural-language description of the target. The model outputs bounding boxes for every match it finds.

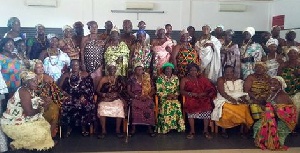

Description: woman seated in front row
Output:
[211,65,254,138]
[253,76,297,151]
[0,71,54,151]
[97,63,126,139]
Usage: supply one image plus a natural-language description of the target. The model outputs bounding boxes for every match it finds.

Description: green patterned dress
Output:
[156,75,185,134]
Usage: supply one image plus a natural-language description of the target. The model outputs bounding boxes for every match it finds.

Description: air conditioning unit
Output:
[26,0,57,7]
[219,4,247,12]
[125,2,154,10]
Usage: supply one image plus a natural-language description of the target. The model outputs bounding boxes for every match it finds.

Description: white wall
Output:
[0,0,277,32]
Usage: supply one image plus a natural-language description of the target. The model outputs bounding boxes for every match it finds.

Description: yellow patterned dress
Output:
[104,42,130,76]
[156,74,185,133]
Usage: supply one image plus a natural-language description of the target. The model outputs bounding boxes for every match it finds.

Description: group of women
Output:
[0,17,299,152]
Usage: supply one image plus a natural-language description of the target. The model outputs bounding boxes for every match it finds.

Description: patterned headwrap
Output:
[272,76,287,89]
[137,29,147,36]
[7,17,20,29]
[243,27,255,37]
[284,46,299,55]
[266,38,279,47]
[155,27,165,36]
[20,70,37,84]
[162,62,174,70]
[134,62,144,69]
[180,29,188,36]
[111,26,120,34]
[62,25,72,32]
[47,33,58,41]
[255,62,267,69]
[216,24,224,30]
[30,59,43,71]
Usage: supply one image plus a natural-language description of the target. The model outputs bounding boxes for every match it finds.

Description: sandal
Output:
[203,132,213,140]
[221,132,229,139]
[82,131,89,137]
[97,133,106,139]
[186,133,195,139]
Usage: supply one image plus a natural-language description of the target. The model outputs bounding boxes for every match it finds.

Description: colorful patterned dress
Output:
[83,37,105,74]
[253,102,297,150]
[128,73,155,126]
[0,88,54,151]
[60,75,96,128]
[0,54,22,93]
[60,38,80,60]
[104,42,130,76]
[156,75,185,133]
[131,43,152,72]
[184,76,217,119]
[240,43,265,79]
[176,44,200,78]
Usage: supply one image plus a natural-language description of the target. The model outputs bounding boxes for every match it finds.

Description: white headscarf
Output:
[215,24,224,30]
[284,46,299,55]
[180,29,188,36]
[266,38,279,47]
[111,25,120,34]
[155,27,165,36]
[272,76,287,89]
[62,25,72,32]
[243,27,255,37]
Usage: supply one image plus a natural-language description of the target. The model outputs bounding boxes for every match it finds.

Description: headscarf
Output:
[180,29,188,36]
[20,70,37,84]
[225,29,235,36]
[155,27,165,35]
[134,62,144,70]
[272,76,287,89]
[7,17,20,29]
[30,59,43,71]
[243,27,255,37]
[111,26,120,34]
[47,33,58,41]
[215,24,224,30]
[62,25,72,32]
[284,46,299,55]
[266,38,279,47]
[162,62,174,70]
[136,29,147,36]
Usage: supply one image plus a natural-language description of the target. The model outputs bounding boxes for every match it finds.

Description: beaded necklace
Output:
[47,48,60,66]
[68,71,82,89]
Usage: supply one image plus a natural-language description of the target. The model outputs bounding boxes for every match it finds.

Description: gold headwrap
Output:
[272,76,287,89]
[20,70,37,84]
[284,46,299,55]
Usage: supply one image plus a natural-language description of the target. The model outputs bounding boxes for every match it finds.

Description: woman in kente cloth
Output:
[81,21,105,77]
[127,63,156,137]
[104,26,130,77]
[171,29,200,78]
[32,59,66,138]
[59,59,96,137]
[156,62,185,134]
[59,25,80,60]
[253,76,297,151]
[130,29,152,74]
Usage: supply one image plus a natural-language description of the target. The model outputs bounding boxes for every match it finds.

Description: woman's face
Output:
[254,64,266,75]
[108,66,117,76]
[287,49,299,60]
[50,37,59,48]
[89,23,98,34]
[189,66,198,77]
[242,31,252,40]
[270,78,281,92]
[137,33,146,43]
[37,26,45,36]
[71,60,80,72]
[202,26,210,35]
[267,44,278,53]
[135,66,144,76]
[64,29,73,38]
[180,33,189,42]
[27,77,38,90]
[224,34,232,42]
[165,25,172,34]
[3,40,15,52]
[17,41,26,53]
[224,67,234,79]
[110,31,120,41]
[164,66,172,77]
[157,29,165,39]
[12,20,21,32]
[34,63,44,75]
[286,32,296,41]
[123,22,132,33]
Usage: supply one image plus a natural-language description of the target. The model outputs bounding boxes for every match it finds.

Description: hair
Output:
[7,17,20,29]
[186,63,200,73]
[187,26,195,31]
[165,24,172,28]
[0,38,14,52]
[87,21,97,30]
[223,65,234,74]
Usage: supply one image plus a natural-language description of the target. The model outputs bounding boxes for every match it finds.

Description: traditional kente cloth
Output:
[84,37,105,73]
[97,76,125,118]
[0,54,22,93]
[128,73,155,125]
[249,78,270,120]
[184,76,217,119]
[221,44,241,78]
[253,103,297,150]
[0,88,54,151]
[131,43,152,72]
[211,79,253,128]
[105,42,130,76]
[60,75,96,127]
[176,44,200,78]
[60,38,80,60]
[156,75,185,133]
[240,43,265,79]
